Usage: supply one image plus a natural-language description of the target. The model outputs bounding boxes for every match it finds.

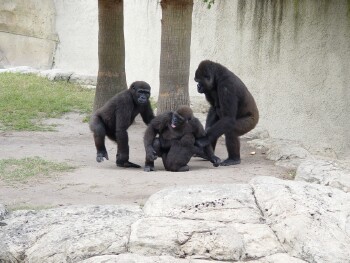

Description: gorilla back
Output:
[90,81,154,168]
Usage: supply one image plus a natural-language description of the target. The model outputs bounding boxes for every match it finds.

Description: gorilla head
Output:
[171,105,193,129]
[130,81,151,105]
[194,60,216,93]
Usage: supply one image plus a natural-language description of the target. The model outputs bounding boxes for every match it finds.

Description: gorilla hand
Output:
[195,136,210,147]
[144,165,155,172]
[210,156,221,167]
[146,147,158,161]
[96,150,109,162]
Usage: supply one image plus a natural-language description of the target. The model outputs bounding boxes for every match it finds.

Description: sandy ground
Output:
[0,113,291,209]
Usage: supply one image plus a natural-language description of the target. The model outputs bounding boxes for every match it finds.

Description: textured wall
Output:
[0,0,349,157]
[0,0,57,68]
[189,0,350,157]
[53,0,98,76]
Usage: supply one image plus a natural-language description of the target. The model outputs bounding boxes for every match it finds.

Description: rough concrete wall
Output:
[124,0,161,91]
[189,0,350,158]
[0,0,57,69]
[53,0,98,76]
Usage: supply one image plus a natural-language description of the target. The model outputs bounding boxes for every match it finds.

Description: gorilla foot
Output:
[211,156,221,167]
[177,165,189,172]
[117,160,141,168]
[96,151,109,162]
[144,165,155,172]
[220,158,241,166]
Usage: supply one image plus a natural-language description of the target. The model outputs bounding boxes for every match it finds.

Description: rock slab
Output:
[1,177,349,262]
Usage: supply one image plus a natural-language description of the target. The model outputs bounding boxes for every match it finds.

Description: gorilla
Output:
[194,60,259,166]
[144,105,220,172]
[89,81,155,168]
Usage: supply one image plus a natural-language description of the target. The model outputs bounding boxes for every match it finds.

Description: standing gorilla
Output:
[90,81,154,168]
[144,105,220,172]
[194,60,259,166]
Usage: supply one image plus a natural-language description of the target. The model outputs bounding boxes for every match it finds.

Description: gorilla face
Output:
[131,81,151,105]
[171,112,186,129]
[194,61,214,94]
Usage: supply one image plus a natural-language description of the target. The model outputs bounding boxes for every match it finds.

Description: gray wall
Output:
[0,0,57,68]
[0,0,349,158]
[189,0,350,158]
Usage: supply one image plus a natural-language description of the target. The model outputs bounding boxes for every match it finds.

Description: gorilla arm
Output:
[191,118,221,167]
[139,101,155,125]
[196,89,238,147]
[144,119,159,163]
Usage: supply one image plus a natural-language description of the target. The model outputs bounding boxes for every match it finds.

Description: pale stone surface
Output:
[79,253,225,263]
[0,66,39,74]
[38,69,74,81]
[0,205,142,262]
[0,204,7,220]
[295,159,350,193]
[237,253,307,263]
[130,217,244,261]
[1,177,350,262]
[130,217,282,261]
[0,0,57,69]
[250,176,350,263]
[80,253,306,263]
[143,184,263,223]
[248,139,311,169]
[70,73,97,86]
[242,126,270,140]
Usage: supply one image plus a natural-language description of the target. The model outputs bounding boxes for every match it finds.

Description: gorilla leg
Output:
[221,133,241,166]
[115,130,141,168]
[220,115,258,166]
[234,115,258,136]
[165,142,193,172]
[90,116,109,162]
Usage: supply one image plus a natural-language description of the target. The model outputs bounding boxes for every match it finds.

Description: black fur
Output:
[194,60,259,166]
[144,105,220,172]
[90,81,154,168]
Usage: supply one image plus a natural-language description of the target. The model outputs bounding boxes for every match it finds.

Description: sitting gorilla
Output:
[89,81,154,168]
[194,60,259,166]
[144,105,220,172]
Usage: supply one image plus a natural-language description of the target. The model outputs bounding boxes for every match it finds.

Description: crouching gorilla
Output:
[194,60,259,166]
[89,81,154,168]
[144,105,220,172]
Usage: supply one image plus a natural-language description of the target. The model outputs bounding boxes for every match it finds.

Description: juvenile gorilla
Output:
[194,60,259,166]
[144,105,220,172]
[90,81,154,168]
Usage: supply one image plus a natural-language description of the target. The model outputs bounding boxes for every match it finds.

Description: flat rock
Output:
[0,205,142,262]
[79,253,305,263]
[248,139,311,169]
[250,176,350,263]
[38,69,74,81]
[1,177,349,263]
[143,184,263,223]
[295,159,350,192]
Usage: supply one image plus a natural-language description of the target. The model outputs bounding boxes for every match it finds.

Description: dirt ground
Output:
[0,113,291,209]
